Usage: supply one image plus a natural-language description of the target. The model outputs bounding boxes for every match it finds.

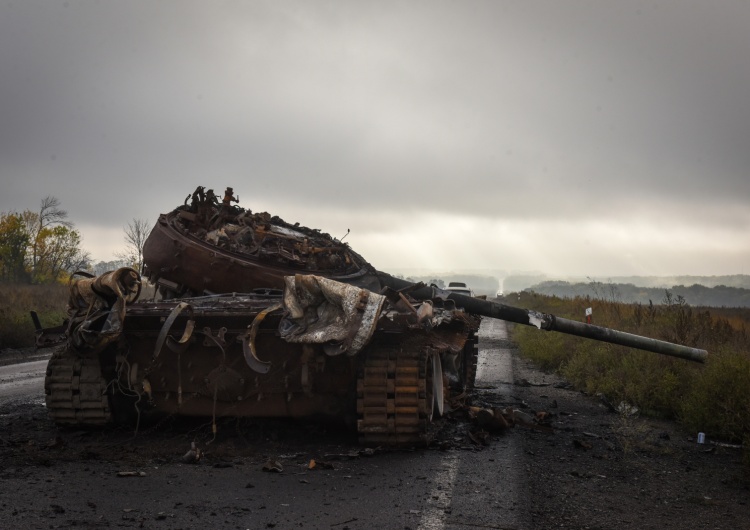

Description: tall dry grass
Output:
[0,283,69,349]
[505,291,750,456]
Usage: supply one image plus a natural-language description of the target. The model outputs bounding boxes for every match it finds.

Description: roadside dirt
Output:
[509,354,750,529]
[0,346,748,529]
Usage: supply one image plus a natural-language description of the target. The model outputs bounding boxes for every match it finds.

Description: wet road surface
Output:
[0,359,46,402]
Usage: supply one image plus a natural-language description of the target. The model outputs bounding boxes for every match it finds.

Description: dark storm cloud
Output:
[0,1,748,274]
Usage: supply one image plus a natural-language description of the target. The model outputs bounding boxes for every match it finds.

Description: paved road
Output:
[0,319,530,529]
[0,358,46,403]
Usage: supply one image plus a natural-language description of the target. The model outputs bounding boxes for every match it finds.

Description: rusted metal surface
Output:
[65,267,141,352]
[43,269,479,445]
[142,186,380,298]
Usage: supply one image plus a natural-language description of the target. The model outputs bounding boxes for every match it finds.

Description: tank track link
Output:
[45,353,112,426]
[356,344,438,446]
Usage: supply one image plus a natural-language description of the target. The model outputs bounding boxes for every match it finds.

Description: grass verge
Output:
[0,283,68,349]
[505,291,750,463]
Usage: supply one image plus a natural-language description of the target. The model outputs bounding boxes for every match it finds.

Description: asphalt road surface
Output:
[0,319,531,529]
[0,359,47,403]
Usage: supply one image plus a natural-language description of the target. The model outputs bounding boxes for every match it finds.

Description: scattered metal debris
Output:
[308,459,334,470]
[181,442,201,464]
[262,459,283,473]
[617,401,640,416]
[116,471,147,477]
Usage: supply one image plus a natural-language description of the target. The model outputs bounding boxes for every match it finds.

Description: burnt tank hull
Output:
[44,271,479,446]
[46,294,356,423]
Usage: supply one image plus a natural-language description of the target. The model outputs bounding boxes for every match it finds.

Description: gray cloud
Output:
[1,1,748,275]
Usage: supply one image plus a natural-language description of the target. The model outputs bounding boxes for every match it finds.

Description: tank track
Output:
[45,352,112,426]
[356,344,437,446]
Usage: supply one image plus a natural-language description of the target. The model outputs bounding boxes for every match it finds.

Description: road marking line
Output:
[417,452,460,530]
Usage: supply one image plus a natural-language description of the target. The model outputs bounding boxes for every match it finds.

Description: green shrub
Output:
[680,347,750,443]
[512,325,573,372]
[560,345,686,417]
[508,290,750,451]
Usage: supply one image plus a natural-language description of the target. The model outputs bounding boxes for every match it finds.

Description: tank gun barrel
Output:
[376,273,708,363]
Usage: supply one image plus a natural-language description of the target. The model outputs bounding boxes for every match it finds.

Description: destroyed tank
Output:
[43,268,479,445]
[41,187,708,446]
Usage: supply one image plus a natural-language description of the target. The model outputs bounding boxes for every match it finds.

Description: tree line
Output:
[0,196,150,284]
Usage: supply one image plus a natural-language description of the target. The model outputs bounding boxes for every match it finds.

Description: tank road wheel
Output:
[428,351,444,419]
[357,345,444,446]
[45,351,112,427]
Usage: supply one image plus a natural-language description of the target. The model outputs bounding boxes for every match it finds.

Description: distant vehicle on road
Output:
[446,281,474,297]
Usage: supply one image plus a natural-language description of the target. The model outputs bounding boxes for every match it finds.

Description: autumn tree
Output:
[90,259,129,277]
[0,196,89,284]
[117,218,152,273]
[0,212,30,282]
[33,225,90,283]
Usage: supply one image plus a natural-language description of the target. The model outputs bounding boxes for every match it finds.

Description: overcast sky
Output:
[1,1,748,278]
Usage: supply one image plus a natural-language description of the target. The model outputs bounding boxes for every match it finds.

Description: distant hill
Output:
[526,280,750,308]
[503,274,750,293]
[587,275,750,289]
[386,272,750,303]
[504,275,550,293]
